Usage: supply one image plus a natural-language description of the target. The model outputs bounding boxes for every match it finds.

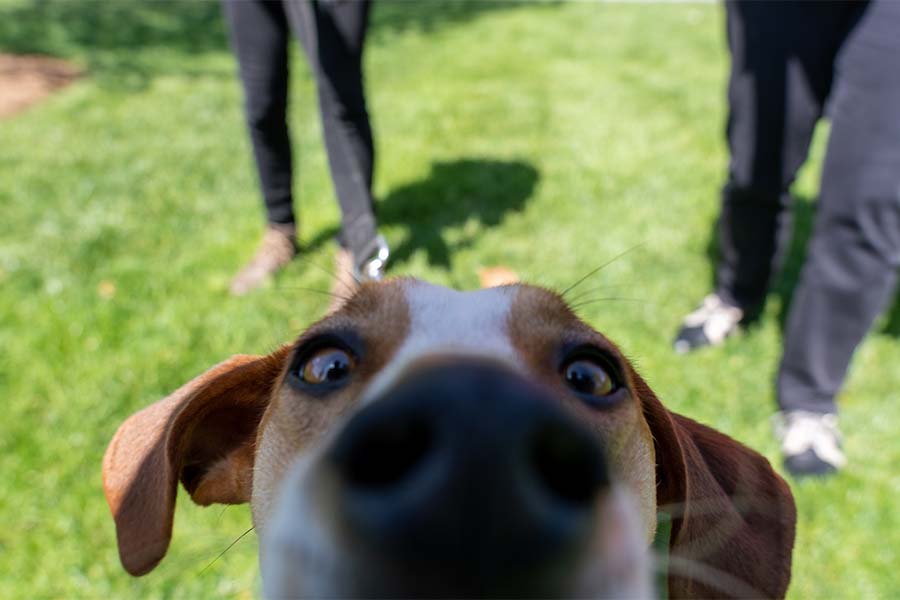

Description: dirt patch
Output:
[0,54,82,118]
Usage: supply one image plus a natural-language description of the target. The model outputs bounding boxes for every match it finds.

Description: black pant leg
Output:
[777,0,900,414]
[223,0,295,226]
[715,1,853,313]
[285,0,377,265]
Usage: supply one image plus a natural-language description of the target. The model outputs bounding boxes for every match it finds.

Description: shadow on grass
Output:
[0,0,228,88]
[882,295,900,338]
[377,158,539,269]
[769,196,816,331]
[299,158,539,272]
[0,1,541,88]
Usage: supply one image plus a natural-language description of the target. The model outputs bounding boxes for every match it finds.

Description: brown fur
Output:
[633,370,796,598]
[102,280,794,597]
[102,350,288,576]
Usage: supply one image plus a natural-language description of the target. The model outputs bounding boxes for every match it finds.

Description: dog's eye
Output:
[300,347,354,385]
[561,349,622,407]
[564,360,614,396]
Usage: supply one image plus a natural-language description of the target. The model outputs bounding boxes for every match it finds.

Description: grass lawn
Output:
[1,1,898,597]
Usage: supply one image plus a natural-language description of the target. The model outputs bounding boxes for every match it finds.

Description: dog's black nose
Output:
[326,359,609,597]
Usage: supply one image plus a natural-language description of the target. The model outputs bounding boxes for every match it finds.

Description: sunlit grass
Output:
[1,1,897,598]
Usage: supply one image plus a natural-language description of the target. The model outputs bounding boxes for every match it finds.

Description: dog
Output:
[103,279,796,598]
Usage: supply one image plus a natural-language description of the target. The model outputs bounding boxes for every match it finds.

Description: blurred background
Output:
[0,0,897,597]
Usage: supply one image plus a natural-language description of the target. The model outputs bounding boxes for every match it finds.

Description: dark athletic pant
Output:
[715,0,900,414]
[223,0,378,263]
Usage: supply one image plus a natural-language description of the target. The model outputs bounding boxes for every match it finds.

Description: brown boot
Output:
[328,248,359,313]
[229,225,297,296]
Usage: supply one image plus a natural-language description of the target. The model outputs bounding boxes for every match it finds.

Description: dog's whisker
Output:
[565,283,632,305]
[294,254,342,281]
[278,285,352,302]
[296,251,362,286]
[568,296,651,311]
[198,526,255,576]
[560,243,645,298]
[333,277,359,299]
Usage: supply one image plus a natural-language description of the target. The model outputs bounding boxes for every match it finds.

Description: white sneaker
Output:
[673,294,744,354]
[773,410,846,477]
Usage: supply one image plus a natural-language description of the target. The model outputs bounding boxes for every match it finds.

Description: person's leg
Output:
[675,1,855,352]
[285,0,382,277]
[716,1,855,312]
[223,0,295,228]
[776,0,900,474]
[223,0,298,295]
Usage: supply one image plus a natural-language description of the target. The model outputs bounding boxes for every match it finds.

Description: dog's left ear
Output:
[631,370,796,599]
[102,348,288,576]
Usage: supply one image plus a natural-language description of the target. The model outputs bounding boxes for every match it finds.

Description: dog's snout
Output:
[337,412,433,490]
[529,419,605,506]
[325,359,609,595]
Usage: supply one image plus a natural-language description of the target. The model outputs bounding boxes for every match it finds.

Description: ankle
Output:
[268,222,297,239]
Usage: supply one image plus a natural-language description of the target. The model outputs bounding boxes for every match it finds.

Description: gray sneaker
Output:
[773,410,846,477]
[359,234,390,281]
[329,235,390,312]
[673,294,743,354]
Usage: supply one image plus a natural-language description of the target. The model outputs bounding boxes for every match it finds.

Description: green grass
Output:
[1,1,898,598]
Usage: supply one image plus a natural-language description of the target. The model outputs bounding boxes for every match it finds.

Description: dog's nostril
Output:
[340,418,433,489]
[529,422,607,507]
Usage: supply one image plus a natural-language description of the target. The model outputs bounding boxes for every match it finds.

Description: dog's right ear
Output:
[102,348,289,577]
[631,369,796,599]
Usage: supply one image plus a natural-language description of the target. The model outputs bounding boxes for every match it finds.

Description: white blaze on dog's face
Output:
[251,279,656,598]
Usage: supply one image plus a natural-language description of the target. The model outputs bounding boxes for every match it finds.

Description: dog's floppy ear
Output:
[102,348,289,576]
[632,370,796,599]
